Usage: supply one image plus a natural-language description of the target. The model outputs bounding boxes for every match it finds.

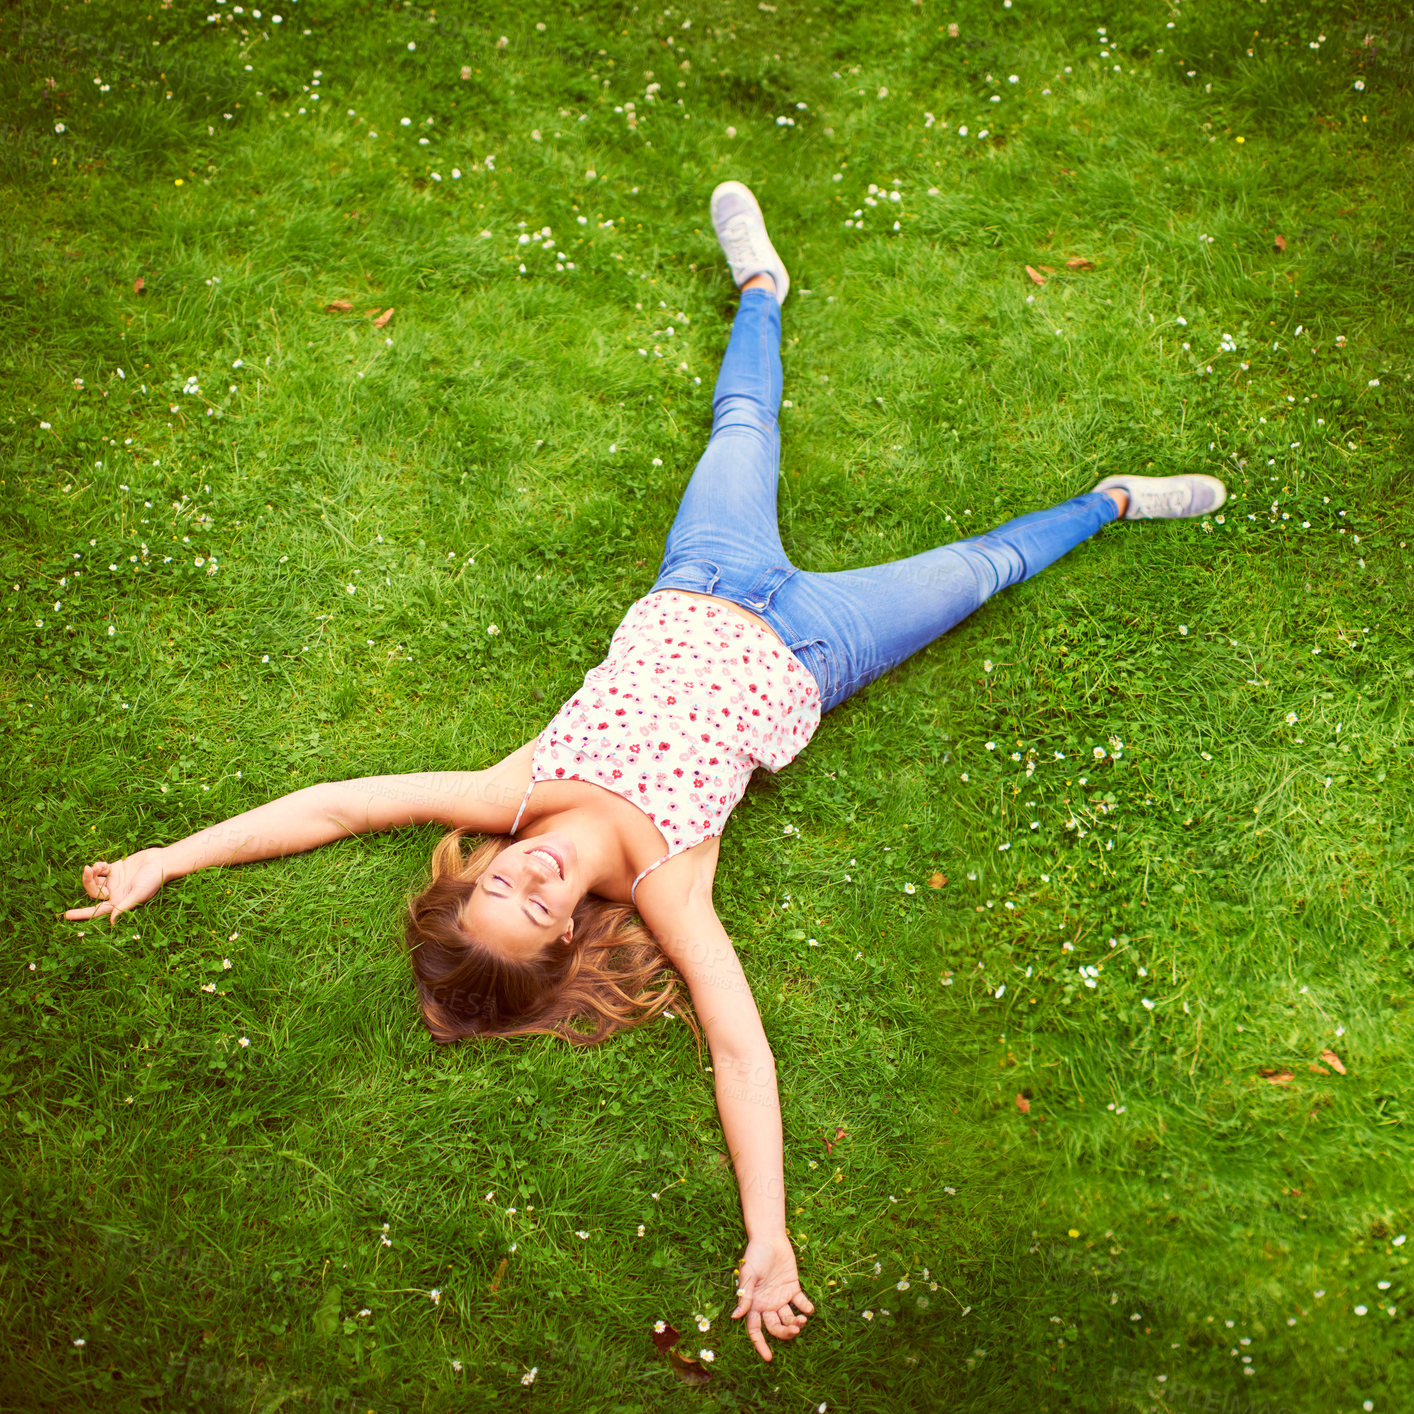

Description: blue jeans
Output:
[650,288,1119,712]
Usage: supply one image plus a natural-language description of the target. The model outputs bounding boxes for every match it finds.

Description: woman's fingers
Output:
[70,862,119,919]
[66,900,113,920]
[82,862,113,898]
[83,860,122,909]
[745,1310,772,1362]
[737,1284,810,1360]
[763,1306,807,1340]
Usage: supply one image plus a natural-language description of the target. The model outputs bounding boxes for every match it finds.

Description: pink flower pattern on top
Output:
[519,590,821,890]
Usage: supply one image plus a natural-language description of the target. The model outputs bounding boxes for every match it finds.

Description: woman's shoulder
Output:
[458,738,536,828]
[633,835,720,920]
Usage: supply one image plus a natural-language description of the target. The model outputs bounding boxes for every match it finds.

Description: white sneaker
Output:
[1092,473,1227,519]
[709,180,790,305]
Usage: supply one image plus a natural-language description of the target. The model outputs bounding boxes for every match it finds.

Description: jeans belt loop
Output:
[748,564,794,610]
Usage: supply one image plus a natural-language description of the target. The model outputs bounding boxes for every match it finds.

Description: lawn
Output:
[2,0,1412,1410]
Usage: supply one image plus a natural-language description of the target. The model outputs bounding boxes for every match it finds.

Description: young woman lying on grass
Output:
[66,182,1226,1362]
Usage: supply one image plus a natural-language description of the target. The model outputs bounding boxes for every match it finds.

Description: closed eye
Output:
[487,875,551,922]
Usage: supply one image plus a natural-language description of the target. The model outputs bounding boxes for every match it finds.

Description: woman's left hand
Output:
[732,1232,815,1361]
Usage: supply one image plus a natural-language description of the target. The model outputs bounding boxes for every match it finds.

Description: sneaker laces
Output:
[1136,485,1190,513]
[720,220,762,269]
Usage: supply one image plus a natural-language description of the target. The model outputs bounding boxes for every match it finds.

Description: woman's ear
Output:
[558,917,575,947]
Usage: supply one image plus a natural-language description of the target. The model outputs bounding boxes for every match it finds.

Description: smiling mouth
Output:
[526,846,563,879]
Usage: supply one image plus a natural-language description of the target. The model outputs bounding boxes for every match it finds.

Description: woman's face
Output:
[459,833,583,961]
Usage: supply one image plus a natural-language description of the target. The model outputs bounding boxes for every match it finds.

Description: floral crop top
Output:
[510,590,821,897]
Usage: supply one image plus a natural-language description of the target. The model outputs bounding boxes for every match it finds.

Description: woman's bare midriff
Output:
[667,589,785,645]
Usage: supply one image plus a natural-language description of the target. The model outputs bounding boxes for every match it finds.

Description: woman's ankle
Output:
[740,272,776,295]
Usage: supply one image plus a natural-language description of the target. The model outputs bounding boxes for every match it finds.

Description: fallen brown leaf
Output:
[824,1125,847,1156]
[487,1256,507,1296]
[1259,1068,1295,1084]
[1037,265,1055,273]
[1321,1049,1346,1075]
[1016,1093,1031,1114]
[324,300,354,312]
[364,307,381,316]
[373,307,395,328]
[1025,265,1046,286]
[666,1347,712,1386]
[928,872,947,889]
[1309,1062,1330,1075]
[651,1321,681,1354]
[133,276,146,295]
[1065,257,1095,271]
[1274,233,1287,252]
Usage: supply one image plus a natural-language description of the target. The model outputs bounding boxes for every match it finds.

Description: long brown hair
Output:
[404,830,686,1046]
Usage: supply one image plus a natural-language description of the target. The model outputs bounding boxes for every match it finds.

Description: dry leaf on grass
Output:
[824,1125,847,1156]
[133,276,146,295]
[1259,1068,1295,1085]
[1065,257,1095,271]
[1321,1049,1347,1075]
[324,300,354,313]
[1274,233,1287,252]
[651,1321,681,1354]
[487,1256,507,1296]
[1309,1062,1330,1075]
[373,307,395,328]
[928,872,947,889]
[666,1347,713,1386]
[1025,265,1046,286]
[1016,1093,1031,1114]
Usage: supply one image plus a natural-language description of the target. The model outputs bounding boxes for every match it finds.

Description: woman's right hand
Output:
[65,849,170,925]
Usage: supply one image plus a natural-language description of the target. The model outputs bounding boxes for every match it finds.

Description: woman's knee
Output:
[710,393,778,440]
[952,537,1026,596]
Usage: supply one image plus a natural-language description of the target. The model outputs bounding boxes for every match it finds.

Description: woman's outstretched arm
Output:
[637,865,815,1362]
[65,741,535,925]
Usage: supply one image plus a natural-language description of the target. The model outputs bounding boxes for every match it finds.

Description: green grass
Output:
[3,0,1412,1409]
